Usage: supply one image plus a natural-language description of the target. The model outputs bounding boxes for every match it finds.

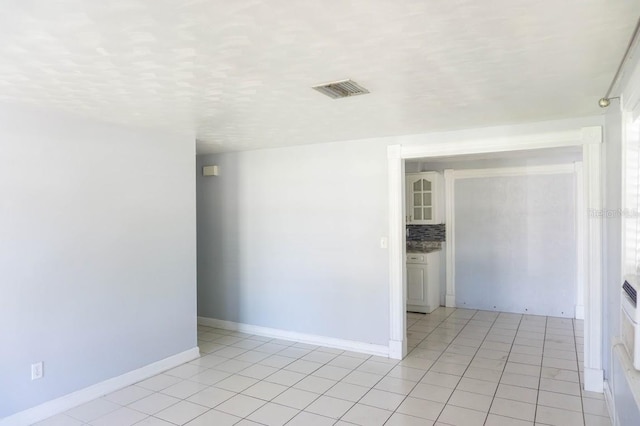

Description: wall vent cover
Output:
[312,79,369,99]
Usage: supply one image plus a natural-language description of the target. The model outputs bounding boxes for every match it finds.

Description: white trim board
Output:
[399,127,601,160]
[583,140,604,392]
[449,163,576,179]
[575,162,585,320]
[387,144,406,360]
[198,317,390,358]
[0,347,200,426]
[444,169,456,307]
[387,125,604,392]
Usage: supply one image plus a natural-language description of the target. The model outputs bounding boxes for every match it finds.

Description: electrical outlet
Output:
[31,362,43,380]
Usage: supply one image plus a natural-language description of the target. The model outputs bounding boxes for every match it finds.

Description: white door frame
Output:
[387,126,604,392]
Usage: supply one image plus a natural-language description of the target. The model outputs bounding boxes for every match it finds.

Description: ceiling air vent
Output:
[312,79,369,99]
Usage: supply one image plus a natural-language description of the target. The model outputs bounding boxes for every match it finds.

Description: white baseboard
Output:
[575,304,585,320]
[603,380,617,426]
[584,367,605,393]
[445,295,456,307]
[406,304,427,314]
[198,317,389,358]
[0,347,200,426]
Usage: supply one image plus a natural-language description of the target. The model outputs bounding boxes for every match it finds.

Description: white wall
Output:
[197,140,391,345]
[0,104,197,418]
[407,151,583,309]
[197,116,602,349]
[454,173,577,317]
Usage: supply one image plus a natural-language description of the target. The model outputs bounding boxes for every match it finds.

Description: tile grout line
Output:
[54,310,595,426]
[205,330,369,425]
[444,310,504,424]
[434,310,501,426]
[135,329,345,425]
[402,309,500,424]
[482,312,525,425]
[380,308,463,425]
[359,309,458,425]
[574,317,586,426]
[163,316,560,426]
[203,316,588,425]
[415,309,478,423]
[532,315,549,425]
[200,323,427,425]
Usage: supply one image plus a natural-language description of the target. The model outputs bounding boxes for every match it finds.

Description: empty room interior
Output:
[3,1,640,425]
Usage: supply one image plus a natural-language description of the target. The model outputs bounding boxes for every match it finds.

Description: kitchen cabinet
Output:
[406,251,440,313]
[405,172,442,224]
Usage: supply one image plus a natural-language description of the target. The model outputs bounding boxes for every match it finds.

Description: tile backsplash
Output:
[407,224,446,242]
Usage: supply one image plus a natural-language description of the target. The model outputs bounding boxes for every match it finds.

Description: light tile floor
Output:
[35,308,611,426]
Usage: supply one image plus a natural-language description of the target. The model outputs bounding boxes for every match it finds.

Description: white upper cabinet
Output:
[406,172,442,224]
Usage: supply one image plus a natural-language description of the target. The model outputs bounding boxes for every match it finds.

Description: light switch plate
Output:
[31,362,43,380]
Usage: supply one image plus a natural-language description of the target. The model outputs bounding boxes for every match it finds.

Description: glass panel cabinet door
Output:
[414,207,422,220]
[406,172,439,224]
[423,207,432,220]
[417,179,433,216]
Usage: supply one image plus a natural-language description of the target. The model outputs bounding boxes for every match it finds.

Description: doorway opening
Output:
[387,126,604,392]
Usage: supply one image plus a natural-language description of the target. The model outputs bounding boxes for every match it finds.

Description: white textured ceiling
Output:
[0,1,638,154]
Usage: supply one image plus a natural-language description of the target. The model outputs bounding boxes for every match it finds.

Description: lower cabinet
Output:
[407,252,440,314]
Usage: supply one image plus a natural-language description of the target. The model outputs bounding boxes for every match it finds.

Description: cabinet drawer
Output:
[406,254,427,264]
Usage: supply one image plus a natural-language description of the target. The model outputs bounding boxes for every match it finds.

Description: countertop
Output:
[407,241,443,254]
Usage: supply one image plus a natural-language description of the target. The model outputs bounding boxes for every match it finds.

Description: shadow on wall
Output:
[196,154,243,323]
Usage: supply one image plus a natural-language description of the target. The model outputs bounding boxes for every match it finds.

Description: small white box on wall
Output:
[202,165,219,176]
